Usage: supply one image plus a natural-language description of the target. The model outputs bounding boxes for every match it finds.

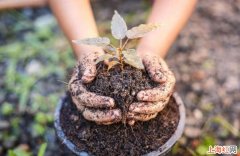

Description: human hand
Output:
[127,54,176,125]
[68,51,122,125]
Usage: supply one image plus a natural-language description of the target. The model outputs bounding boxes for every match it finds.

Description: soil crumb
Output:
[60,94,179,156]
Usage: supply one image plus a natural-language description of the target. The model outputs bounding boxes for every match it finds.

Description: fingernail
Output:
[113,110,122,118]
[137,91,147,101]
[108,98,115,107]
[128,120,135,126]
[81,75,94,83]
[129,105,134,111]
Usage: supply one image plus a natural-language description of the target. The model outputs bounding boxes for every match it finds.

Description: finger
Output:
[83,108,122,124]
[68,64,81,86]
[79,52,102,83]
[137,70,175,102]
[68,79,86,96]
[69,80,115,108]
[143,55,166,83]
[158,57,169,71]
[127,119,135,126]
[127,112,158,122]
[80,60,96,83]
[100,121,117,125]
[76,92,115,108]
[72,96,85,111]
[128,98,169,114]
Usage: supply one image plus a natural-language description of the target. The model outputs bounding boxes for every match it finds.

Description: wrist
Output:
[137,45,161,59]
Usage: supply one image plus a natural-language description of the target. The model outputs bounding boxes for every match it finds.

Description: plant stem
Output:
[120,39,122,49]
[122,38,129,50]
[117,48,124,71]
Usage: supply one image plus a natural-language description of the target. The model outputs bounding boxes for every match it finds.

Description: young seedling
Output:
[72,11,161,71]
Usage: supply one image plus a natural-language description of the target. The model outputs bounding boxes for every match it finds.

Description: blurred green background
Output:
[0,0,239,156]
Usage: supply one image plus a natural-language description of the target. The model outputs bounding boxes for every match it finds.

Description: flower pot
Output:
[54,92,185,156]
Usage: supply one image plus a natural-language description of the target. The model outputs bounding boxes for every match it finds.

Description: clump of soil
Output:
[86,62,158,122]
[60,93,179,155]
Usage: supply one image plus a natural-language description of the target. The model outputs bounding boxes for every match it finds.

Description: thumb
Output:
[79,52,101,83]
[142,55,166,83]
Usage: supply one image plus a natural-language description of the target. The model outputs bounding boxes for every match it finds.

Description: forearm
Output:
[48,0,100,60]
[137,0,197,58]
[0,0,47,10]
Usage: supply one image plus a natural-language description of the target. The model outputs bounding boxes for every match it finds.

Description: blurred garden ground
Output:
[0,0,240,155]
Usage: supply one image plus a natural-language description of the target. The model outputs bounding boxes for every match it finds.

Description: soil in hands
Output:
[59,62,179,155]
[86,62,159,122]
[60,94,179,156]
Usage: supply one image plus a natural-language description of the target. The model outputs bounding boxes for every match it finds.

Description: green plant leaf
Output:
[103,45,116,54]
[196,145,209,156]
[123,49,144,69]
[95,54,114,64]
[107,61,119,71]
[111,11,127,39]
[72,37,110,47]
[126,23,161,39]
[37,143,47,156]
[1,102,14,116]
[35,112,48,124]
[8,150,17,156]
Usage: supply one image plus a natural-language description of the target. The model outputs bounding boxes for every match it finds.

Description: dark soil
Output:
[60,93,179,156]
[86,63,158,122]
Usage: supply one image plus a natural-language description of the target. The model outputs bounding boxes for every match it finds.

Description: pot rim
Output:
[54,92,186,156]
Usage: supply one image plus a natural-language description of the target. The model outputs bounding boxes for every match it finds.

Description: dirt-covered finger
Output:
[80,61,97,83]
[72,96,85,111]
[82,108,122,124]
[127,112,158,121]
[137,71,175,102]
[68,64,81,87]
[68,80,87,97]
[76,92,115,108]
[142,55,166,83]
[80,52,102,83]
[128,99,169,114]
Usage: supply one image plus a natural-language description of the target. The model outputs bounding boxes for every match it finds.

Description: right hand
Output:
[68,51,122,125]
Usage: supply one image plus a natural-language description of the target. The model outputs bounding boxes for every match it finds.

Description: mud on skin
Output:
[68,52,122,125]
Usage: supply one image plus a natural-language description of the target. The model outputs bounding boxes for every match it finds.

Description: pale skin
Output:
[0,0,197,125]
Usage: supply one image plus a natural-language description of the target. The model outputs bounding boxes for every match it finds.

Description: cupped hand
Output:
[68,51,122,125]
[127,55,176,125]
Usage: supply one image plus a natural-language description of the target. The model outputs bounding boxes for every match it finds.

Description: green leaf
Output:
[126,23,161,39]
[37,143,47,156]
[35,112,48,124]
[103,45,116,54]
[8,150,17,156]
[72,37,110,47]
[1,102,14,116]
[196,145,209,156]
[107,61,119,71]
[111,11,127,39]
[95,54,114,64]
[32,123,45,136]
[123,49,144,69]
[8,148,32,156]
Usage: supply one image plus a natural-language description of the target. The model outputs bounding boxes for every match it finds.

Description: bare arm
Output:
[0,0,47,10]
[48,0,102,60]
[137,0,197,58]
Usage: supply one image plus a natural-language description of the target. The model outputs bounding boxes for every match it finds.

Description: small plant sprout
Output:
[72,11,161,71]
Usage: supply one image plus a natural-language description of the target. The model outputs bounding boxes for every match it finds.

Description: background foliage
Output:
[0,0,239,155]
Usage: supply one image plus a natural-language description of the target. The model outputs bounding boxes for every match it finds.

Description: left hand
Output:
[127,55,176,125]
